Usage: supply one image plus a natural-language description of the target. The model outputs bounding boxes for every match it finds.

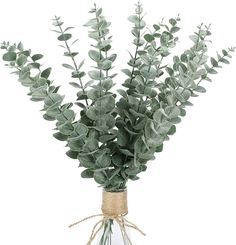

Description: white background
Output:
[0,0,236,244]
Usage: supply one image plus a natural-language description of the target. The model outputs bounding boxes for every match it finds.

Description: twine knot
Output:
[69,190,145,245]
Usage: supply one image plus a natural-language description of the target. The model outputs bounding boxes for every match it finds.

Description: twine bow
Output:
[69,190,145,245]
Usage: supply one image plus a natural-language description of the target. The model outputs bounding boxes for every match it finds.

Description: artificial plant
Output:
[1,2,234,244]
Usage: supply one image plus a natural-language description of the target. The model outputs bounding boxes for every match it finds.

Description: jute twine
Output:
[69,190,145,245]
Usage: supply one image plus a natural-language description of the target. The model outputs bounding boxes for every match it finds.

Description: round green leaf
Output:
[32,54,43,62]
[96,153,111,168]
[170,26,180,33]
[88,70,104,80]
[3,52,17,61]
[96,114,115,130]
[68,138,84,151]
[101,78,113,90]
[112,154,124,166]
[78,155,94,168]
[94,172,107,184]
[156,144,163,152]
[58,33,72,41]
[53,132,68,141]
[58,122,74,135]
[62,63,74,70]
[56,109,75,122]
[88,50,101,62]
[165,106,181,119]
[128,15,139,24]
[117,128,129,146]
[144,34,155,43]
[41,68,52,79]
[87,88,104,101]
[169,18,177,26]
[153,24,160,31]
[211,57,218,67]
[16,54,27,67]
[140,66,157,79]
[86,107,105,120]
[74,122,88,135]
[81,169,94,178]
[17,42,24,51]
[83,138,99,153]
[44,93,64,107]
[167,125,176,135]
[101,60,112,70]
[66,150,78,159]
[95,95,115,112]
[194,86,206,93]
[182,89,191,101]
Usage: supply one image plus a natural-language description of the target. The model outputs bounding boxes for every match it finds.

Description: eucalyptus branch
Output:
[121,2,145,93]
[94,5,109,79]
[129,3,142,85]
[82,5,123,191]
[132,15,181,106]
[196,47,235,86]
[52,16,89,107]
[95,5,105,96]
[154,24,211,108]
[0,41,91,159]
[85,4,117,98]
[131,16,181,113]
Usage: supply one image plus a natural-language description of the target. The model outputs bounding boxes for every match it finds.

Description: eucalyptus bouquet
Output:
[1,2,234,244]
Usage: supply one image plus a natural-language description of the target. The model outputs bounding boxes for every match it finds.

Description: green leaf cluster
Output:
[1,2,234,192]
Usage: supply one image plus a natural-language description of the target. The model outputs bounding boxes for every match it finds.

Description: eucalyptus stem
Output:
[174,25,210,105]
[129,3,142,86]
[196,49,232,86]
[94,5,104,98]
[97,219,130,245]
[55,16,89,106]
[98,219,113,245]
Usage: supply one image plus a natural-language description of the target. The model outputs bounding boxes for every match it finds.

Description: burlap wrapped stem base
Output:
[69,190,145,245]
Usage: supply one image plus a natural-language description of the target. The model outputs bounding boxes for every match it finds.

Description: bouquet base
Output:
[96,218,130,245]
[69,190,145,245]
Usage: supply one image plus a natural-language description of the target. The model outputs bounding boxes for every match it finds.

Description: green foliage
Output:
[57,33,72,41]
[52,15,89,107]
[1,3,234,192]
[41,68,52,79]
[32,54,43,61]
[3,51,16,61]
[144,34,154,42]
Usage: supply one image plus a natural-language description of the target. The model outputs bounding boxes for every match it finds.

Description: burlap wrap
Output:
[102,190,128,217]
